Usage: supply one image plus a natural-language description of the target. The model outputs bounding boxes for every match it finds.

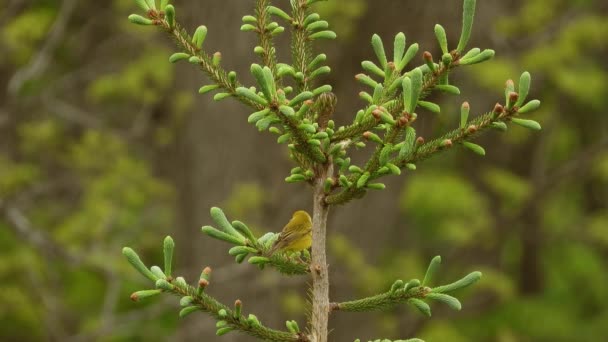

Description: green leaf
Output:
[267,6,291,21]
[313,85,332,96]
[518,99,541,114]
[367,183,385,190]
[460,102,470,128]
[180,296,194,307]
[198,84,219,94]
[289,91,313,107]
[356,74,378,88]
[250,64,272,101]
[150,265,165,279]
[179,306,199,318]
[285,174,307,183]
[279,105,295,117]
[201,226,245,245]
[232,221,258,244]
[242,15,257,23]
[134,0,150,11]
[192,26,208,49]
[155,278,173,291]
[390,279,405,293]
[228,246,257,256]
[236,87,268,106]
[248,256,270,265]
[418,101,440,113]
[409,298,431,317]
[515,71,531,107]
[435,84,460,95]
[402,77,412,112]
[371,34,387,69]
[462,141,485,156]
[434,24,448,54]
[356,172,370,189]
[386,162,401,175]
[511,118,542,130]
[457,0,477,52]
[491,121,507,131]
[405,279,421,291]
[169,52,190,63]
[247,108,270,124]
[426,293,462,310]
[216,327,234,336]
[164,5,175,28]
[163,236,174,278]
[122,247,158,282]
[309,30,337,40]
[128,14,154,26]
[422,256,441,286]
[461,47,480,60]
[397,43,419,71]
[399,126,416,159]
[210,207,242,238]
[362,61,385,78]
[310,66,331,79]
[307,20,329,31]
[309,54,327,69]
[213,92,231,101]
[409,68,423,113]
[432,271,482,293]
[394,32,406,63]
[459,49,494,65]
[130,289,162,302]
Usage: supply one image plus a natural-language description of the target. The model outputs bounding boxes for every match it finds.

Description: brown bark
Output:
[309,163,333,342]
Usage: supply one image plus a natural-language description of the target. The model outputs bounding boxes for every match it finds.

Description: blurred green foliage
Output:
[1,0,606,341]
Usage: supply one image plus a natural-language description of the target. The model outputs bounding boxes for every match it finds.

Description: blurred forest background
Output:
[1,0,607,341]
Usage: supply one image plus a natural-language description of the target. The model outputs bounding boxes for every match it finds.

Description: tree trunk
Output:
[309,164,333,342]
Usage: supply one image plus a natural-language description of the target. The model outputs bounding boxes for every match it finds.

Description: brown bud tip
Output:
[213,52,222,58]
[387,61,396,70]
[416,136,425,145]
[509,91,519,102]
[467,125,478,133]
[130,293,139,302]
[441,139,453,147]
[371,109,382,119]
[203,267,212,275]
[423,51,433,61]
[355,73,364,80]
[235,299,242,307]
[493,103,504,114]
[506,79,514,88]
[363,131,372,139]
[462,101,470,109]
[199,278,209,287]
[398,116,409,127]
[304,100,314,106]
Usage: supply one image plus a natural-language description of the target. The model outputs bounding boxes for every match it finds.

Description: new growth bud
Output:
[371,109,382,120]
[493,103,504,118]
[508,92,519,109]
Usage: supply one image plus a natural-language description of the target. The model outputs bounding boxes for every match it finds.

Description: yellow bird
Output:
[269,210,312,254]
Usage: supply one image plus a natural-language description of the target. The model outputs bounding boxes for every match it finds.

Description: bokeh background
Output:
[1,0,607,341]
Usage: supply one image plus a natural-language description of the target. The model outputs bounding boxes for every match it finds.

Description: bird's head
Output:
[292,210,312,223]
